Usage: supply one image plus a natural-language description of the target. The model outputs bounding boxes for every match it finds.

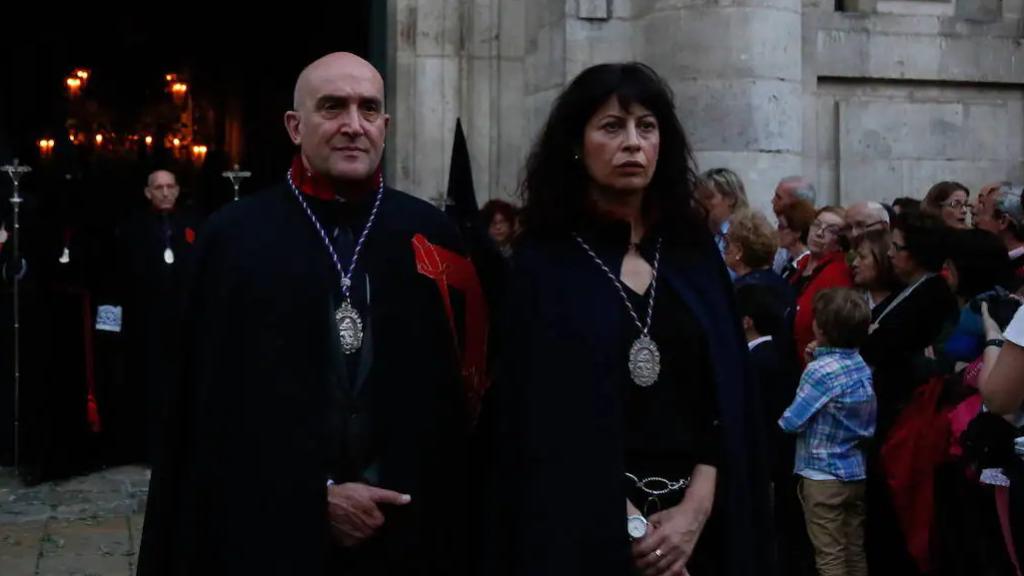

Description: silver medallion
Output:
[58,247,71,264]
[628,335,661,387]
[163,247,175,264]
[335,300,364,354]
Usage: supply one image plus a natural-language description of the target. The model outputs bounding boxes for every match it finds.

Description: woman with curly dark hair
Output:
[481,62,772,576]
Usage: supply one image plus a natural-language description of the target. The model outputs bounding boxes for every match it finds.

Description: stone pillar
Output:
[634,0,805,213]
[386,0,529,204]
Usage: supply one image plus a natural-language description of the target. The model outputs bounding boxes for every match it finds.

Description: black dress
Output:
[624,284,722,573]
[623,284,720,503]
[480,222,774,576]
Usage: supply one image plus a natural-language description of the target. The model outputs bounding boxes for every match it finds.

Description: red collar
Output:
[289,154,382,201]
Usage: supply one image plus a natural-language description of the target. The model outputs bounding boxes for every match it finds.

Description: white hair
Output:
[779,175,817,205]
[863,201,890,225]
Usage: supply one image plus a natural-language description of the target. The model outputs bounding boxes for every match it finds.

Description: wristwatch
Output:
[985,338,1005,349]
[627,514,648,540]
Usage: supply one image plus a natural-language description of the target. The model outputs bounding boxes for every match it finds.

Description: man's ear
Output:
[284,111,302,145]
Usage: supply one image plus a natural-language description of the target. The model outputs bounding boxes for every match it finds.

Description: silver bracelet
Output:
[625,473,691,496]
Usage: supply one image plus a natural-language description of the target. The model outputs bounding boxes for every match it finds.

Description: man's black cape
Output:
[138,181,474,575]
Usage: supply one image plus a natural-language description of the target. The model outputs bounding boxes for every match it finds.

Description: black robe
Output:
[138,181,474,575]
[0,174,104,480]
[102,207,200,464]
[480,224,774,576]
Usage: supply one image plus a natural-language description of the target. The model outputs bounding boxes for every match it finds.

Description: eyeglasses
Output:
[810,220,842,237]
[943,200,969,210]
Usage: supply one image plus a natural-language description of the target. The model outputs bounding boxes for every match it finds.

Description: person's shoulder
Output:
[506,233,573,275]
[804,352,849,382]
[198,183,292,245]
[381,187,456,232]
[750,340,782,366]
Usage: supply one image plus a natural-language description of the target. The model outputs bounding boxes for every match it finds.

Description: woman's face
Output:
[851,243,880,289]
[581,97,660,196]
[888,228,921,283]
[698,186,733,230]
[940,190,970,229]
[489,213,512,245]
[808,211,844,257]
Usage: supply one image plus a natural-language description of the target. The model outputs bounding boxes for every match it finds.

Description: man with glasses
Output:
[846,201,890,245]
[975,182,1024,281]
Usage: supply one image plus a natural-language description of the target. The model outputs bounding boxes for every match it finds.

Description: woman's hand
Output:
[631,501,706,576]
[981,302,1002,341]
[630,465,715,576]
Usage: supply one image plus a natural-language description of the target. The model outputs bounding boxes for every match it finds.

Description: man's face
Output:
[772,182,795,215]
[847,204,888,242]
[973,187,1004,234]
[145,171,180,211]
[286,57,389,181]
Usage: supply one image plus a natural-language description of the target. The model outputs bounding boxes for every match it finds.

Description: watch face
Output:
[627,515,647,539]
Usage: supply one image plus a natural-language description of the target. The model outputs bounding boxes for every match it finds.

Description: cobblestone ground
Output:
[0,466,149,576]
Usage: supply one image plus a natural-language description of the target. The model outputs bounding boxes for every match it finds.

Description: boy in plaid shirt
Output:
[779,287,876,576]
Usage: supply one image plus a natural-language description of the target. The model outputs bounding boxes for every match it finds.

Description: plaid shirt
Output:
[779,347,876,481]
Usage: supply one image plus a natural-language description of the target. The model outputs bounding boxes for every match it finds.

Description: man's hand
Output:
[327,482,411,547]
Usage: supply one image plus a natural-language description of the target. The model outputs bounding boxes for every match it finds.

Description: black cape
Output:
[138,182,474,575]
[102,207,200,464]
[480,226,774,576]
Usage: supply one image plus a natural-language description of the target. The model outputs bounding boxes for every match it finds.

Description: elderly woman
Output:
[482,62,771,576]
[726,209,792,297]
[923,181,971,229]
[790,206,852,365]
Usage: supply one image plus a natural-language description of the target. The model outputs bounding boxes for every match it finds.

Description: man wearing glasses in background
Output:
[846,201,891,245]
[975,182,1024,283]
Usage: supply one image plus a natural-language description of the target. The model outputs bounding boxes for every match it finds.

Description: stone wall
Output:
[386,0,1024,210]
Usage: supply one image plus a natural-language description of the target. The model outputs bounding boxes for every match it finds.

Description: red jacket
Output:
[790,251,852,366]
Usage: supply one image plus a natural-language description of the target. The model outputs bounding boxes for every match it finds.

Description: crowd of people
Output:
[3,51,1023,576]
[477,105,1024,576]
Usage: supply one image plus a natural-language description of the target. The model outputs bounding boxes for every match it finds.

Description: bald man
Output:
[771,176,817,273]
[103,168,200,464]
[139,53,486,575]
[846,201,890,244]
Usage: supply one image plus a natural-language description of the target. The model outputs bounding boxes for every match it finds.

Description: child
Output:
[779,287,876,576]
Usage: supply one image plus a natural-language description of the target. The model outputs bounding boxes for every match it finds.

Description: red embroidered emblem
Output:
[411,234,489,422]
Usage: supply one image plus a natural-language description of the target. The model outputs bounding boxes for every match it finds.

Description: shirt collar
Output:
[1009,246,1024,260]
[289,153,382,201]
[748,335,773,350]
[813,346,859,359]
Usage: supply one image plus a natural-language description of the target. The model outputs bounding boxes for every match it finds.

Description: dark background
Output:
[0,6,383,470]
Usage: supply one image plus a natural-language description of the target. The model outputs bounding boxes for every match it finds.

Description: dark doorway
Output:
[0,6,380,472]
